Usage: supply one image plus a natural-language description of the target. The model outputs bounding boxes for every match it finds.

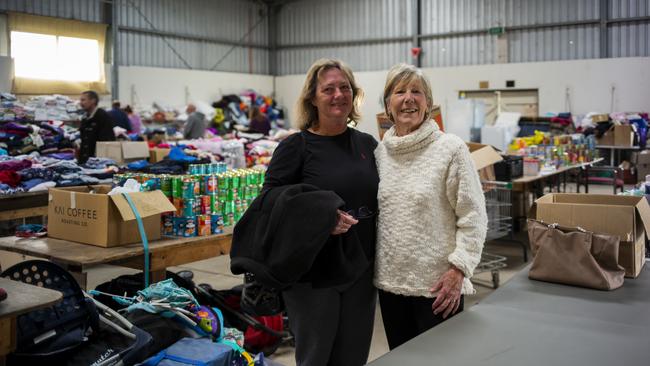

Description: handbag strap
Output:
[530,219,589,234]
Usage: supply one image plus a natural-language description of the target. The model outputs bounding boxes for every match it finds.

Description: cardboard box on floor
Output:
[47,185,175,247]
[534,193,649,278]
[630,151,650,182]
[149,148,171,163]
[96,141,150,164]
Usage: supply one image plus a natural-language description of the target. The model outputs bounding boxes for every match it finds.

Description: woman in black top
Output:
[263,59,379,366]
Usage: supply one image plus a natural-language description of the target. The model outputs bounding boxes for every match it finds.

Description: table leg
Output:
[151,270,166,284]
[0,316,16,366]
[585,165,590,194]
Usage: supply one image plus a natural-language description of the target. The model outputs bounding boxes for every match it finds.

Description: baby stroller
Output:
[176,270,293,356]
[92,269,292,357]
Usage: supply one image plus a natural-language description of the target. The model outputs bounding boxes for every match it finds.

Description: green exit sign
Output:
[488,27,505,35]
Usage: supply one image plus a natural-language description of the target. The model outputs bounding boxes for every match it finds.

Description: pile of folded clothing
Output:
[0,156,119,195]
[0,93,82,122]
[0,121,78,157]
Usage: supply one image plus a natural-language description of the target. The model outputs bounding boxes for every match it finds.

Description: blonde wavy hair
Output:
[295,58,364,130]
[383,63,434,123]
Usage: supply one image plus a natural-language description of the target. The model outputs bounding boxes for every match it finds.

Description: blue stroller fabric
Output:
[141,338,235,366]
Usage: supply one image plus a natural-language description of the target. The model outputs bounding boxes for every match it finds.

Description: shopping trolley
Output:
[472,181,517,289]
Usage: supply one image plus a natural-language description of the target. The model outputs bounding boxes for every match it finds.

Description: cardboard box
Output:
[614,125,634,147]
[47,185,176,247]
[591,114,610,123]
[596,124,635,147]
[96,141,150,164]
[632,151,650,182]
[534,193,649,277]
[149,148,171,163]
[376,113,392,140]
[631,151,650,165]
[467,142,503,182]
[637,164,650,182]
[467,142,503,171]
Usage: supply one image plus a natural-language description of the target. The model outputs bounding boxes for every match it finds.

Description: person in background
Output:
[183,103,206,139]
[78,90,115,165]
[124,105,142,135]
[108,100,132,131]
[263,58,378,366]
[249,105,271,135]
[374,63,487,350]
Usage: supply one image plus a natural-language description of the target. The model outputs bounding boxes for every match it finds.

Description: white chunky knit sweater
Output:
[374,120,487,297]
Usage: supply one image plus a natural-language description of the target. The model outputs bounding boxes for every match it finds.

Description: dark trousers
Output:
[282,268,376,366]
[378,289,464,350]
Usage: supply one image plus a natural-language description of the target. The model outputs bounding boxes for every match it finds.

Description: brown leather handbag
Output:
[527,219,625,290]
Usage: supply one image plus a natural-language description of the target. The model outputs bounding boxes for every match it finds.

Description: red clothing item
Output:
[0,170,21,187]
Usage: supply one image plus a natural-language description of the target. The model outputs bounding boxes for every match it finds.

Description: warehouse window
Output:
[11,32,101,82]
[8,12,107,94]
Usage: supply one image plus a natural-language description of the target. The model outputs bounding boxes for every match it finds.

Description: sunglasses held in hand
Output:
[345,206,376,220]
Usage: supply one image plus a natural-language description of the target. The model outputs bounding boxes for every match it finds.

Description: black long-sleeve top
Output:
[79,108,115,165]
[264,127,379,286]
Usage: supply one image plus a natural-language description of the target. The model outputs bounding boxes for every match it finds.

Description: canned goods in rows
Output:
[183,198,195,217]
[200,195,211,215]
[204,175,218,194]
[197,214,211,236]
[160,175,172,197]
[182,179,195,199]
[172,176,184,198]
[211,214,224,234]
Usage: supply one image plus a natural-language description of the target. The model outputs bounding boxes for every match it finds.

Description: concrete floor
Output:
[0,227,532,366]
[0,183,619,365]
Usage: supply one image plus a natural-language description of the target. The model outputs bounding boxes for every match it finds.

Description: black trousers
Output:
[378,289,464,350]
[282,268,376,366]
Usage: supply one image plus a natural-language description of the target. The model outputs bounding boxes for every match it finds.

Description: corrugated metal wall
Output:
[276,0,650,75]
[0,0,270,74]
[276,0,414,75]
[117,0,269,74]
[0,0,647,75]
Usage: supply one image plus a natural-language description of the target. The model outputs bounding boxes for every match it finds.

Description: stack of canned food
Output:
[112,166,265,238]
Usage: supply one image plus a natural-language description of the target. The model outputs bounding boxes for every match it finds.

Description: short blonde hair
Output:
[383,63,434,122]
[295,58,364,130]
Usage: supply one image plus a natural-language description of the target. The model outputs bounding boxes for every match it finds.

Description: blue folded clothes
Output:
[21,178,45,190]
[168,147,197,162]
[127,159,150,170]
[56,178,86,187]
[19,168,58,181]
[83,157,117,169]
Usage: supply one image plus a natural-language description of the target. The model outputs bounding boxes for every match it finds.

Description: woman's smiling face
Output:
[388,78,428,135]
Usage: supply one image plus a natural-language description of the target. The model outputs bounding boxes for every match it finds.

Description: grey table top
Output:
[367,266,650,366]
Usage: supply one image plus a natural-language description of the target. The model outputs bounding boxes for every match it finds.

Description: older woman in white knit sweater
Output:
[375,63,487,350]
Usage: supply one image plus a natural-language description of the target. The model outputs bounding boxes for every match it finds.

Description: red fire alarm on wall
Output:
[411,47,422,58]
